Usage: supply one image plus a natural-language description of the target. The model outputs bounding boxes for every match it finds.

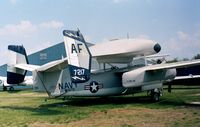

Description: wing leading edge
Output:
[146,59,200,71]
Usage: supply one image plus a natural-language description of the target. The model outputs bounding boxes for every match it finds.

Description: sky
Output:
[0,0,199,65]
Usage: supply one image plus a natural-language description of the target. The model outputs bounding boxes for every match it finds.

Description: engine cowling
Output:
[122,67,176,88]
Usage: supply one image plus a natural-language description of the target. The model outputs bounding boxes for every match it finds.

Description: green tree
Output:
[167,57,179,63]
[182,58,189,61]
[193,54,200,60]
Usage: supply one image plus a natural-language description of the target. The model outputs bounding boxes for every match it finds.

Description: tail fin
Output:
[63,29,92,83]
[7,45,28,84]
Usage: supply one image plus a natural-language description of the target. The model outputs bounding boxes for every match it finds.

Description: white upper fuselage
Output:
[89,38,160,63]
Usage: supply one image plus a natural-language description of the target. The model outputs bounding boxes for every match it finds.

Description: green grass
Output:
[0,87,199,127]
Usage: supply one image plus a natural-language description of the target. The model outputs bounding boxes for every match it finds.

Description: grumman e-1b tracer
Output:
[6,29,200,102]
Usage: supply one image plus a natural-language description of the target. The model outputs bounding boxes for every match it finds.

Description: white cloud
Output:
[0,20,64,65]
[113,0,121,3]
[39,20,64,29]
[112,0,128,4]
[161,30,200,59]
[136,34,150,39]
[9,0,17,4]
[0,20,64,38]
[177,31,190,41]
[0,20,37,39]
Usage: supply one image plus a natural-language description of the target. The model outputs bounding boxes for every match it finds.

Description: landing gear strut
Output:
[3,86,7,91]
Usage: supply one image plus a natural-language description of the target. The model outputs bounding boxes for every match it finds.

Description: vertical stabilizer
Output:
[7,45,28,84]
[63,30,92,83]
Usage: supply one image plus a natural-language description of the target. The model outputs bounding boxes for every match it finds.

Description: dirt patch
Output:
[28,107,200,127]
[66,108,198,127]
[192,93,200,96]
[29,122,66,127]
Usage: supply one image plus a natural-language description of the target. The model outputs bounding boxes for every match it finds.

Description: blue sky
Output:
[0,0,199,64]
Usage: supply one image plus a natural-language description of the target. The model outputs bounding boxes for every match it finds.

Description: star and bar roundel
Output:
[84,81,103,93]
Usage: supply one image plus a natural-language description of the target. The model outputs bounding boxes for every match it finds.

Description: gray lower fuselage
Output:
[32,66,168,97]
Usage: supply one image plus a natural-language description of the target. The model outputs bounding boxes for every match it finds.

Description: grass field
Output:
[0,87,199,127]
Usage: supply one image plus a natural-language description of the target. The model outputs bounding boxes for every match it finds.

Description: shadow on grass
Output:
[0,90,22,93]
[6,90,23,93]
[0,105,63,116]
[0,95,197,116]
[40,95,190,109]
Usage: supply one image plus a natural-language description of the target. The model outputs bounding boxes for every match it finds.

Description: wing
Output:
[175,75,200,80]
[122,59,200,88]
[146,59,200,71]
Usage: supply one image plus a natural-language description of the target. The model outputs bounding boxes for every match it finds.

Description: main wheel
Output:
[9,86,14,91]
[151,92,160,102]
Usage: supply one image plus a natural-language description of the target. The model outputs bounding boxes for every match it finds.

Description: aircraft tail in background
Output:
[7,45,28,84]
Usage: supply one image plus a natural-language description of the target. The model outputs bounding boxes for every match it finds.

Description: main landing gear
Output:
[148,88,162,102]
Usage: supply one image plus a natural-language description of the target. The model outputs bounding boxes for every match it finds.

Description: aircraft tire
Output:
[151,92,160,102]
[9,86,14,91]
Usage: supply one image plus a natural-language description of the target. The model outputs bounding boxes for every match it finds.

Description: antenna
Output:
[77,28,80,36]
[77,27,79,31]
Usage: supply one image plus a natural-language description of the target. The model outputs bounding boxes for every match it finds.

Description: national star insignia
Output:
[90,82,98,91]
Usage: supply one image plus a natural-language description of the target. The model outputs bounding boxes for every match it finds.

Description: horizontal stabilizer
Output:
[37,58,68,72]
[14,64,40,71]
[14,58,68,72]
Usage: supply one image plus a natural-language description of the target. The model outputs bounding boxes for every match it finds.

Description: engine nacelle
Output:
[122,67,176,88]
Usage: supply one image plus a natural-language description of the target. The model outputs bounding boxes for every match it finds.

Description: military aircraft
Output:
[6,29,200,101]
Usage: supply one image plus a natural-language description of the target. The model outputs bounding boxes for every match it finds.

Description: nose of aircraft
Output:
[154,43,161,53]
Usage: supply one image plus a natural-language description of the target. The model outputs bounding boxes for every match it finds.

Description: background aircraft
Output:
[6,30,200,102]
[0,76,32,91]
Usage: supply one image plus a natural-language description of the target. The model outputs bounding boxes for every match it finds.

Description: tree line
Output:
[167,54,200,63]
